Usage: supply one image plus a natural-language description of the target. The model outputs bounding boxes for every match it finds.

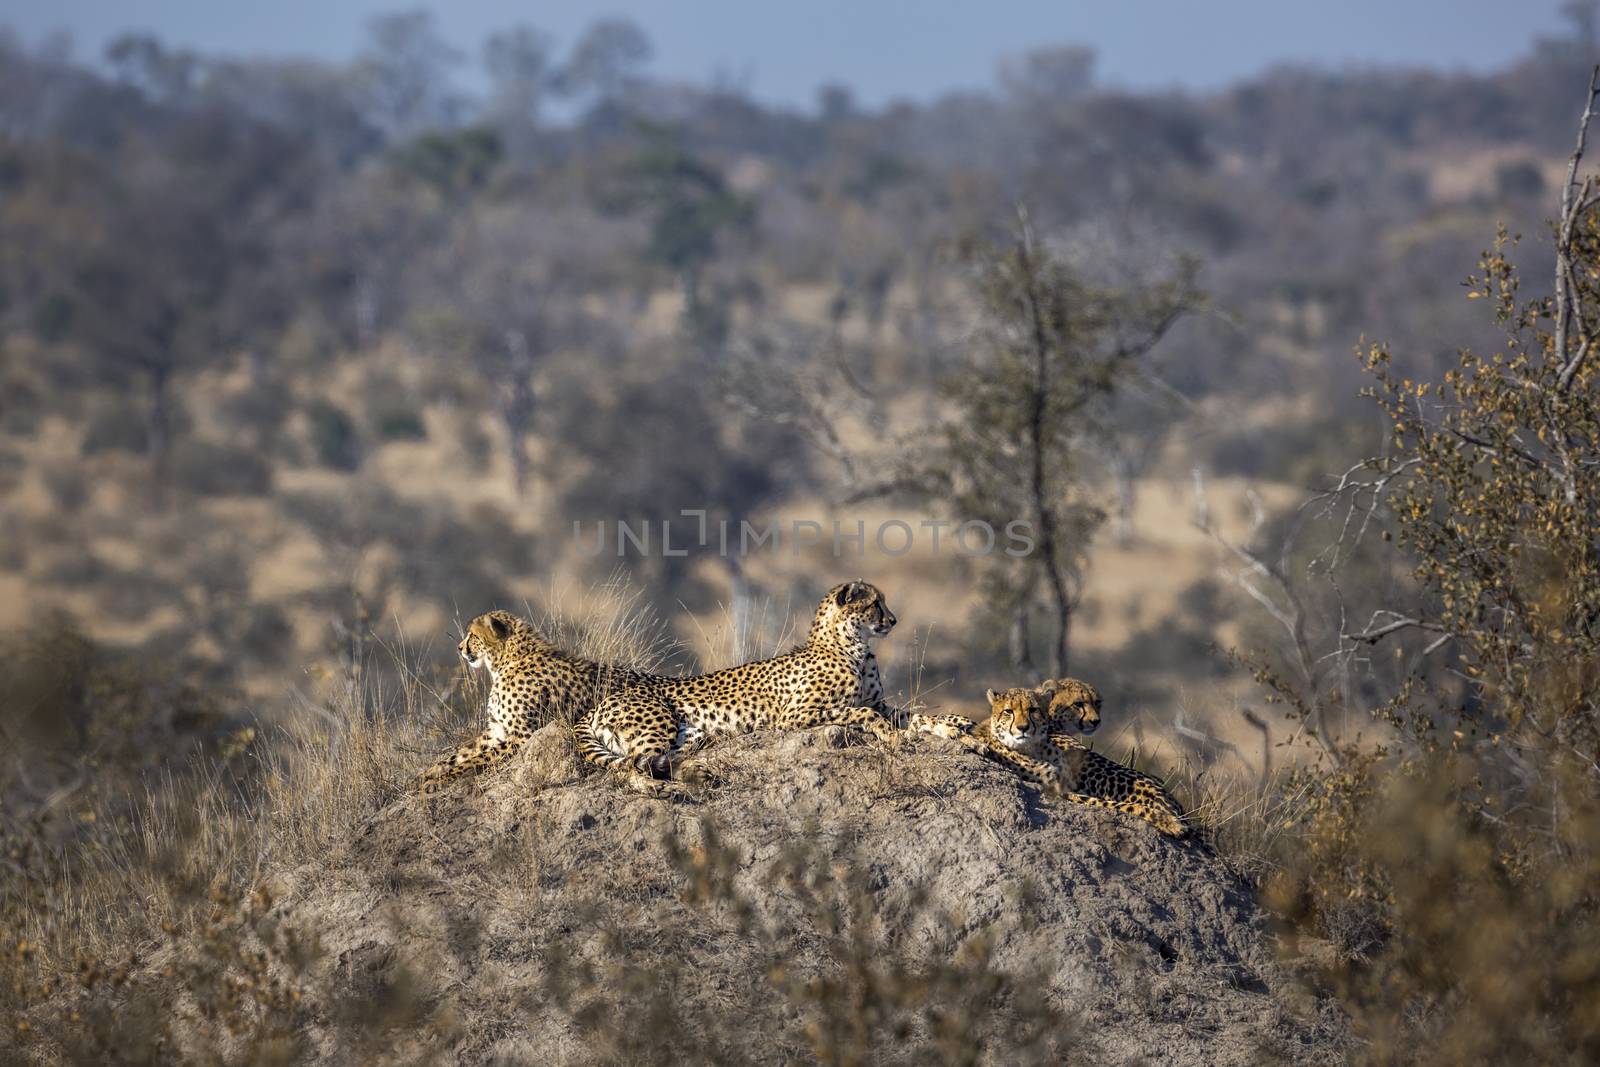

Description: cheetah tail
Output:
[573,714,634,770]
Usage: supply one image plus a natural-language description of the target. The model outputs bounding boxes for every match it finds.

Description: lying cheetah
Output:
[915,683,1189,838]
[418,609,660,793]
[576,580,900,776]
[908,676,1101,741]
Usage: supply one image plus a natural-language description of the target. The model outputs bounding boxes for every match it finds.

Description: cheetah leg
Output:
[981,744,1063,789]
[418,720,527,794]
[906,712,977,740]
[1127,782,1190,837]
[783,705,898,742]
[1056,790,1188,838]
[631,721,711,778]
[912,721,1063,786]
[658,721,711,772]
[619,728,706,798]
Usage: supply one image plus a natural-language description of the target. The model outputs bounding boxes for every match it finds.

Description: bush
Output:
[364,376,428,443]
[306,399,364,470]
[1,381,41,437]
[170,439,274,497]
[1259,746,1600,1065]
[1222,99,1600,1063]
[80,402,150,455]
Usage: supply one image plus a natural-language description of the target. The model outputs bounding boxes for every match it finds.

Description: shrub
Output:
[1222,80,1600,1065]
[80,402,150,455]
[364,376,428,442]
[1,381,41,437]
[1261,747,1600,1065]
[305,398,364,470]
[170,439,274,497]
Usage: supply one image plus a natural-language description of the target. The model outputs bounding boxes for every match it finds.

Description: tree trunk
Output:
[506,415,530,498]
[503,330,537,498]
[1008,595,1034,672]
[146,364,172,496]
[1046,567,1072,677]
[1112,450,1137,546]
[1015,219,1072,678]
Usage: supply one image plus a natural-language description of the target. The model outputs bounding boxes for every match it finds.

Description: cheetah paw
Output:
[677,759,725,790]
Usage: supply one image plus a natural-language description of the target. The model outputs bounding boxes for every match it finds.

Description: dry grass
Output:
[6,580,1106,1064]
[5,574,1327,1064]
[2,579,678,999]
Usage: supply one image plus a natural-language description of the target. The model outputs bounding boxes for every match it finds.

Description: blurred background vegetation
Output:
[5,3,1600,1061]
[0,6,1588,711]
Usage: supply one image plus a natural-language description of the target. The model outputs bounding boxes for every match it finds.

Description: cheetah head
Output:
[985,687,1051,751]
[813,579,897,644]
[1037,677,1102,735]
[459,610,525,671]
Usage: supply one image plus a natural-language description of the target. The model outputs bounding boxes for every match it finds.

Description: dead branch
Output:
[1192,468,1342,760]
[1342,611,1450,645]
[1302,456,1422,571]
[1557,64,1600,393]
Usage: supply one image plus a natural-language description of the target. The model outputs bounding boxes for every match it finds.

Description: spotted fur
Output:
[913,682,1188,837]
[905,676,1099,743]
[418,610,659,793]
[576,580,900,776]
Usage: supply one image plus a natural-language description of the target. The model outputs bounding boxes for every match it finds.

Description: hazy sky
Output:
[0,1,1575,107]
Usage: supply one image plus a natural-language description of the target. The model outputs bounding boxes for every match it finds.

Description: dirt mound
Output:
[262,726,1342,1065]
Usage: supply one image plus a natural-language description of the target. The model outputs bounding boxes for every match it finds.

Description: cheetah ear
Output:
[487,614,512,641]
[834,583,854,607]
[985,688,1000,705]
[1035,678,1063,695]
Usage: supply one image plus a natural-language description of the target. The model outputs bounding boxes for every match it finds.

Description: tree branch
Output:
[1556,64,1600,392]
[1341,612,1450,645]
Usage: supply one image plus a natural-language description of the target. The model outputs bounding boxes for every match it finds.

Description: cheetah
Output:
[418,609,661,793]
[575,579,900,776]
[907,676,1101,742]
[914,683,1189,838]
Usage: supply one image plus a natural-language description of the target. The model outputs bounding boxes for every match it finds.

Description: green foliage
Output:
[1364,222,1600,748]
[1235,87,1600,1065]
[170,439,274,497]
[389,125,503,194]
[305,399,364,470]
[81,402,155,455]
[363,376,429,442]
[595,126,755,315]
[1261,748,1600,1065]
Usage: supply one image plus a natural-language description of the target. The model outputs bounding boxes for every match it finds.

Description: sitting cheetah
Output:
[418,609,661,793]
[914,683,1189,838]
[576,579,900,776]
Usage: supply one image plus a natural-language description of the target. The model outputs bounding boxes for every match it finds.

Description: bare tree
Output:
[483,24,554,152]
[355,10,464,139]
[926,210,1199,675]
[414,217,586,497]
[555,17,653,106]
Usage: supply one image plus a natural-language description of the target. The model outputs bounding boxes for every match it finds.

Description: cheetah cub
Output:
[914,681,1189,838]
[575,580,900,777]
